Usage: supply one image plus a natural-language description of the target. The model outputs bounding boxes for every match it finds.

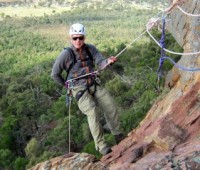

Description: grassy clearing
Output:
[0,6,70,20]
[29,25,69,43]
[0,0,162,21]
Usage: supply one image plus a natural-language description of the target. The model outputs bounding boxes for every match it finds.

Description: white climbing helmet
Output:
[69,23,86,35]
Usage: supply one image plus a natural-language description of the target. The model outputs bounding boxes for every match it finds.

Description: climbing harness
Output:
[65,45,96,105]
[64,45,94,82]
[65,30,147,84]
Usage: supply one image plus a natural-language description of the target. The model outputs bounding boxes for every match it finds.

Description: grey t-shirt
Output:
[51,44,108,87]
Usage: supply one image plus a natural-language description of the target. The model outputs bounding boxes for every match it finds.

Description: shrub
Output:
[25,138,43,157]
[14,157,28,170]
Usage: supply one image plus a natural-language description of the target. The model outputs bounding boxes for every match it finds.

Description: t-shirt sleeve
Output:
[51,50,70,86]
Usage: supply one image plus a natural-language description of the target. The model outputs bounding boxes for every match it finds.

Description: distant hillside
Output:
[0,0,167,9]
[0,0,167,20]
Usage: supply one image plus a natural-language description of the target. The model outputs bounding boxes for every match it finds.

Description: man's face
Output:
[71,34,85,49]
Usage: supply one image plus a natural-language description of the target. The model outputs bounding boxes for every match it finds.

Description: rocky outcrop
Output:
[29,153,107,170]
[100,0,200,169]
[101,82,200,169]
[101,0,200,168]
[30,0,200,169]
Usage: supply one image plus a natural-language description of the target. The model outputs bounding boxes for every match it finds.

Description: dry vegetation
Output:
[0,6,70,20]
[0,0,162,20]
[29,25,69,43]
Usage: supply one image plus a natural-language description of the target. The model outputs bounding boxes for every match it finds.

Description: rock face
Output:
[101,0,200,169]
[30,0,200,169]
[29,153,107,170]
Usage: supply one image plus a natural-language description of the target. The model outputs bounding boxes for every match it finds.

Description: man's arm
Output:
[87,44,117,69]
[51,50,70,86]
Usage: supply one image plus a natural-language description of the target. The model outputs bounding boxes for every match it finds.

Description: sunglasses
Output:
[72,36,85,41]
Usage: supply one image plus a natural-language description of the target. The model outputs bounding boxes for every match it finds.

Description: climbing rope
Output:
[163,0,200,17]
[65,30,148,83]
[66,5,200,84]
[148,4,200,55]
[64,1,200,85]
[157,17,166,81]
[177,5,200,17]
[146,28,200,56]
[157,16,200,84]
[150,1,200,83]
[160,56,200,71]
[65,81,74,153]
[99,30,147,71]
[68,96,71,153]
[115,31,147,59]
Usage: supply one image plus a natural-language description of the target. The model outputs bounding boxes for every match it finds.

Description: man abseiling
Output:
[51,23,124,155]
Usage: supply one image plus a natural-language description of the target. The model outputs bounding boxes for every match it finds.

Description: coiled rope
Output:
[157,16,200,84]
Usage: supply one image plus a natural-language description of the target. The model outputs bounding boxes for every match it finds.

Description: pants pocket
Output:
[78,91,96,114]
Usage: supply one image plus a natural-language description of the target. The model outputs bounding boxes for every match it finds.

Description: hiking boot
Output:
[100,146,112,156]
[115,133,124,144]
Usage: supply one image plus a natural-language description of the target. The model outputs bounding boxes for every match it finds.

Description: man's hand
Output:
[107,56,117,65]
[100,56,117,71]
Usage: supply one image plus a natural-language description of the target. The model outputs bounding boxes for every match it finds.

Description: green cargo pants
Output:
[72,84,121,153]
